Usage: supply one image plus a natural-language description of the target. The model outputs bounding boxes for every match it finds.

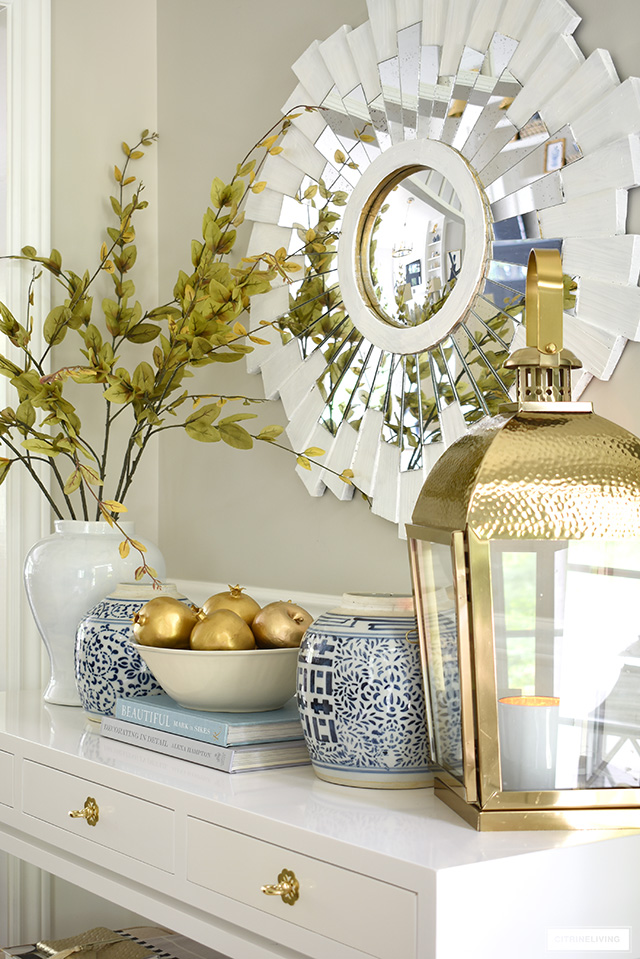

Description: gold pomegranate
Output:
[132,596,198,648]
[201,585,261,625]
[190,609,256,650]
[251,600,313,649]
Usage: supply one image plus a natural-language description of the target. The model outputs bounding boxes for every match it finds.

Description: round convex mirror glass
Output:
[365,168,465,329]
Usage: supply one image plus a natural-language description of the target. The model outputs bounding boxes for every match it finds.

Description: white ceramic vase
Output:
[23,520,165,706]
[297,593,434,788]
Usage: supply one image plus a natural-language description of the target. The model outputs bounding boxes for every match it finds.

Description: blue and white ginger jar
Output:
[74,582,192,720]
[297,593,435,788]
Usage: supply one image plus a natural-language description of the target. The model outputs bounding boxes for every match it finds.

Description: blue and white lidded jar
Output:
[74,582,192,720]
[297,593,435,788]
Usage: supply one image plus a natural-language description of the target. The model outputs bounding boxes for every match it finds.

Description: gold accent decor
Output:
[356,164,428,324]
[36,929,149,959]
[525,248,563,352]
[408,249,640,830]
[504,249,582,404]
[412,261,640,543]
[410,409,640,540]
[251,601,313,649]
[435,778,640,832]
[261,868,300,905]
[452,529,478,805]
[37,929,119,957]
[69,796,99,826]
[132,595,198,649]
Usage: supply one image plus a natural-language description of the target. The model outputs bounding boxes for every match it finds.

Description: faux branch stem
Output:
[66,452,162,586]
[254,435,367,504]
[2,438,65,518]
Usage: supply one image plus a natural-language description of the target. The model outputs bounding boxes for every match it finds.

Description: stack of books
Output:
[100,693,309,774]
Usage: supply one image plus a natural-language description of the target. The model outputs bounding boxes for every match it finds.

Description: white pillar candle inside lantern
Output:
[407,249,640,830]
[498,696,559,791]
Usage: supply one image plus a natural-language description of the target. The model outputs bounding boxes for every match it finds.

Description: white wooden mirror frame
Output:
[338,138,489,354]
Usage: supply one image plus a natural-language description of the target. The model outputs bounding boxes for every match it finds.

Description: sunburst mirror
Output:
[243,0,640,533]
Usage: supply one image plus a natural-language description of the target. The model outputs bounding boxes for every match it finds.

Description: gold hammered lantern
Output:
[407,249,640,830]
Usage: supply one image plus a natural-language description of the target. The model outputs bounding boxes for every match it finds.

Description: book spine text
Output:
[114,701,228,745]
[101,717,235,771]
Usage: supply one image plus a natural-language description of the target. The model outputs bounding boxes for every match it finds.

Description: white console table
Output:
[1,691,639,959]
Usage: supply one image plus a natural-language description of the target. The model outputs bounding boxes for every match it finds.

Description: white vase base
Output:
[44,680,82,707]
[310,764,435,789]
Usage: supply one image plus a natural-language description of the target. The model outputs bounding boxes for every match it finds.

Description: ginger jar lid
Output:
[334,593,415,616]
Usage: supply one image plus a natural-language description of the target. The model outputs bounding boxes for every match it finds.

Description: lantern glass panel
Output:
[411,539,462,781]
[491,539,640,792]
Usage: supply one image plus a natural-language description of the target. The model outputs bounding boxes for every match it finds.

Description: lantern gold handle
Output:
[261,868,299,905]
[69,796,99,826]
[526,248,563,355]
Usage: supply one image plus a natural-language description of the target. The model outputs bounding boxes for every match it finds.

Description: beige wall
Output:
[49,0,640,598]
[51,0,160,541]
[48,0,159,934]
[572,0,640,437]
[154,0,412,596]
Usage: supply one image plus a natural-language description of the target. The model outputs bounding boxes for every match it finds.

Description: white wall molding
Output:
[1,0,51,690]
[0,0,52,944]
[2,858,51,943]
[173,579,341,622]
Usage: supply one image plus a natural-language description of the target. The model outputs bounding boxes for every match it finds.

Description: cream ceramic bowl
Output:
[132,644,299,712]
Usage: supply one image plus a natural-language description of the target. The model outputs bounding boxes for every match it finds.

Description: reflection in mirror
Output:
[397,23,421,140]
[364,168,464,329]
[449,37,520,152]
[312,296,521,472]
[374,23,424,144]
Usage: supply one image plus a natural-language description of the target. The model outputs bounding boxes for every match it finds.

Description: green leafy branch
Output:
[0,114,328,550]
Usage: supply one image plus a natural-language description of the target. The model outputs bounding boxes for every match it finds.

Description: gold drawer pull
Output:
[68,796,99,826]
[261,868,299,906]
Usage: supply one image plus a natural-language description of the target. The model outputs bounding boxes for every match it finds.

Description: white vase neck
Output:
[54,520,135,536]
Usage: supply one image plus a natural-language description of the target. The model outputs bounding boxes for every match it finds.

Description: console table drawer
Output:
[0,750,13,806]
[187,818,416,959]
[22,761,174,871]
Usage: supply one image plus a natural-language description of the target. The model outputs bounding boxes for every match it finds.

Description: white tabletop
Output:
[0,689,631,875]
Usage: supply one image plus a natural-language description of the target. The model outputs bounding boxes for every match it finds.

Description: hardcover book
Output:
[114,693,303,746]
[100,716,310,773]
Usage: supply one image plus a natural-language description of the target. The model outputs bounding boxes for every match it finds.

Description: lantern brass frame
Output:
[407,248,640,830]
[409,521,640,832]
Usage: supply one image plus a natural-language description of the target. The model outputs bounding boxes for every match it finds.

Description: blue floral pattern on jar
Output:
[297,600,436,788]
[74,584,191,719]
[430,608,464,777]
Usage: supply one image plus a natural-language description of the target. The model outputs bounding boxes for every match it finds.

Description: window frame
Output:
[0,0,51,694]
[0,1,52,940]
